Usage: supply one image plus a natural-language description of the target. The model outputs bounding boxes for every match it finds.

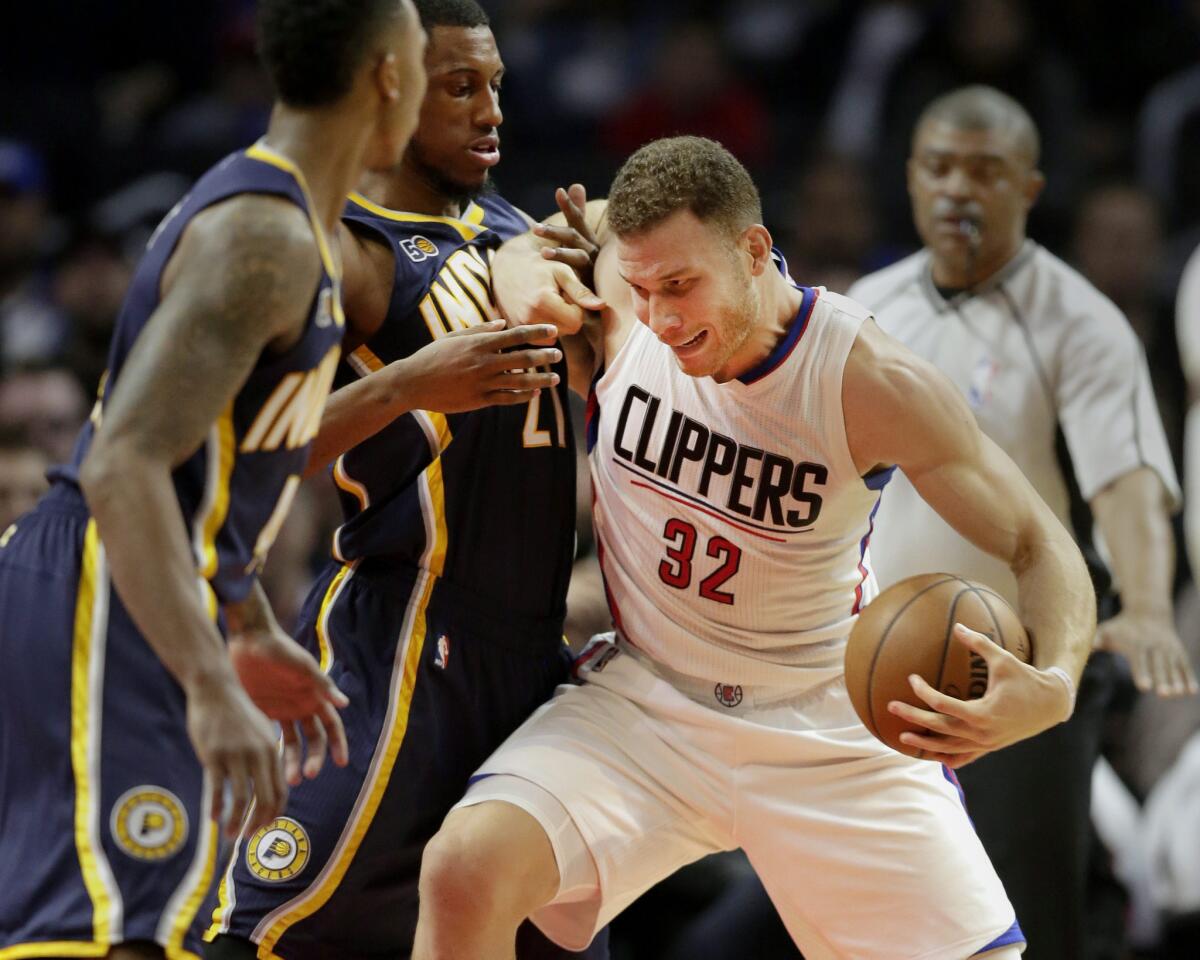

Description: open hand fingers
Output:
[321,700,349,768]
[300,714,328,780]
[534,222,596,253]
[480,325,562,350]
[539,245,594,271]
[490,370,560,393]
[281,722,303,786]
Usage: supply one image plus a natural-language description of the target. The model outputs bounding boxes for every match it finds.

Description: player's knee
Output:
[420,802,558,924]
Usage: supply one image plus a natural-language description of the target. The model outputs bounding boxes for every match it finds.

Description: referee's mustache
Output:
[931,197,985,226]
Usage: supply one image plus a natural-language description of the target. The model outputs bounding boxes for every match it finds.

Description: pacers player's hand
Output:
[1095,611,1198,697]
[186,666,287,838]
[888,624,1075,767]
[394,321,563,412]
[228,626,351,785]
[533,184,602,276]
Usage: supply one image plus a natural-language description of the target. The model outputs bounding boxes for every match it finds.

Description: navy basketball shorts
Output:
[203,560,602,960]
[0,486,218,959]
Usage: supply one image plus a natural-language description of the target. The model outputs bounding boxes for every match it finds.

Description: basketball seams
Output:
[862,574,959,739]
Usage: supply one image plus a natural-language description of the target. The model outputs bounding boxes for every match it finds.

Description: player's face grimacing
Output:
[405,24,504,196]
[617,209,760,382]
[906,120,1043,285]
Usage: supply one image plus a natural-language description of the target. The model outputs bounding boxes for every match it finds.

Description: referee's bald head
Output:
[913,86,1040,167]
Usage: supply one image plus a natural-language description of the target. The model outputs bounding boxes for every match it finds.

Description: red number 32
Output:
[658,518,742,605]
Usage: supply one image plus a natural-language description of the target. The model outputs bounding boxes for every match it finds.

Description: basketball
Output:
[844,573,1032,758]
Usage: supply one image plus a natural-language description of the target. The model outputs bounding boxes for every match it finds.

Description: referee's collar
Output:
[920,240,1038,310]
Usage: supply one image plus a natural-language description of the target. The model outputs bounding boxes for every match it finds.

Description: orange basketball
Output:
[844,573,1032,758]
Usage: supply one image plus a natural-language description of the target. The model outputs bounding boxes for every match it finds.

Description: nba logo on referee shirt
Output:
[434,635,450,669]
[715,683,743,708]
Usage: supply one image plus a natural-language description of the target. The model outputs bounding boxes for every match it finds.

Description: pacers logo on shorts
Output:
[110,786,188,861]
[246,817,310,882]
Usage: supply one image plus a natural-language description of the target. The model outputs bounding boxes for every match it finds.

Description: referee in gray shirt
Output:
[851,86,1196,960]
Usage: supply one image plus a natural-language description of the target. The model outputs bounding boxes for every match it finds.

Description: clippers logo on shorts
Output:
[434,634,450,670]
[400,236,439,262]
[715,683,743,708]
[246,817,310,882]
[110,786,188,861]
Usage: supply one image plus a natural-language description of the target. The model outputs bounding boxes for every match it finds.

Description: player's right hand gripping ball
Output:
[843,573,1032,758]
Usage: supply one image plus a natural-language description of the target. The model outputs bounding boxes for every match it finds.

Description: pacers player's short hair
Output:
[258,0,412,108]
[413,0,489,29]
[608,136,763,241]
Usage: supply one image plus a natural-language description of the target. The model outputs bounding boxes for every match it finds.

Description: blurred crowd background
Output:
[3,1,1200,957]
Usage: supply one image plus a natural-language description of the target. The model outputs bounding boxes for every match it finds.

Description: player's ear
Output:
[1023,168,1046,210]
[375,50,402,105]
[743,224,773,276]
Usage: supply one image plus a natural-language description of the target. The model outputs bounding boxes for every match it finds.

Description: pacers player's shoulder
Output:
[844,250,928,313]
[187,193,321,281]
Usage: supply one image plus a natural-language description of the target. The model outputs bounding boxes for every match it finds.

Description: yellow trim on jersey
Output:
[0,944,116,959]
[70,520,116,947]
[254,458,448,952]
[464,201,485,226]
[350,344,385,373]
[196,405,236,580]
[346,192,485,241]
[332,455,369,512]
[315,563,354,672]
[245,141,341,285]
[204,872,234,943]
[163,814,219,960]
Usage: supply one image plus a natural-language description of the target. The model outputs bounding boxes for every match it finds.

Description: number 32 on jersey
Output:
[658,517,742,604]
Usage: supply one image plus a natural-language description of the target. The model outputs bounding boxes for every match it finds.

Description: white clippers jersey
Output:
[589,280,892,689]
[849,241,1180,606]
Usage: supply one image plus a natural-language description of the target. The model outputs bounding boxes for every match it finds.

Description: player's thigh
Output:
[463,663,731,951]
[741,740,1017,960]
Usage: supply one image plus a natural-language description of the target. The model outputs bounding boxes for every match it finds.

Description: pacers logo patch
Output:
[400,236,439,262]
[246,817,310,882]
[110,786,188,861]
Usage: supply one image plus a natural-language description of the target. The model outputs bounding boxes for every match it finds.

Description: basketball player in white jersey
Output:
[405,136,1099,960]
[849,86,1195,960]
[1177,244,1200,581]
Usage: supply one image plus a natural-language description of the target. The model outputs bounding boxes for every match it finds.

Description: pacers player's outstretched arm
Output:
[79,193,320,836]
[842,319,1095,767]
[302,224,564,475]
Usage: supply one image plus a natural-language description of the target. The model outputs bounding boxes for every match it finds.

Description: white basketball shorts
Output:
[457,636,1024,960]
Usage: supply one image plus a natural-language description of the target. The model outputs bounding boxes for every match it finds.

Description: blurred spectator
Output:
[875,0,1082,249]
[0,366,88,465]
[1072,184,1187,470]
[775,151,881,293]
[602,19,772,171]
[0,140,68,369]
[54,232,133,395]
[822,1,930,162]
[0,426,49,529]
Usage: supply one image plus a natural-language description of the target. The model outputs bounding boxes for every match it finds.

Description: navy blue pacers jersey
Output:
[52,141,345,607]
[0,142,344,958]
[332,191,575,623]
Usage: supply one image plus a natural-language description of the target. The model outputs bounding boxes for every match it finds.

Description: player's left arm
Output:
[844,319,1095,765]
[1091,467,1197,695]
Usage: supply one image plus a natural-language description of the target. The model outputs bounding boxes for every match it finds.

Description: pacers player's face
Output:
[617,210,758,382]
[405,25,504,196]
[907,120,1043,287]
